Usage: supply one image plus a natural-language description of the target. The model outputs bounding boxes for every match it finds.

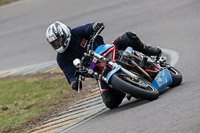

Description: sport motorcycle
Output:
[73,26,182,101]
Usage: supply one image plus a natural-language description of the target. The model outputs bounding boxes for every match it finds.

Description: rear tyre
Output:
[168,67,182,87]
[110,72,159,100]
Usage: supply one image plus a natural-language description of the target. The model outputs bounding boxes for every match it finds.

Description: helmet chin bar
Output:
[56,42,69,53]
[56,46,65,53]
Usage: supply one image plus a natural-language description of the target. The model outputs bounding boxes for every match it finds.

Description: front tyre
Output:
[110,72,159,100]
[168,67,182,87]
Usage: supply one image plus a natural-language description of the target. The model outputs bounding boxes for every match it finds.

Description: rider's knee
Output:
[101,89,125,109]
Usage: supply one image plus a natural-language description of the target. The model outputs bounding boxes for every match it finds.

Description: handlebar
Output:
[76,25,105,93]
[87,25,105,51]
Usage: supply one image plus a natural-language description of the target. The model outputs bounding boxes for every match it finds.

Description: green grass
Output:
[0,75,72,132]
[0,0,19,6]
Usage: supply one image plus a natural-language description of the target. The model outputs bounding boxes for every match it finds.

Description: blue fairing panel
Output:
[152,69,173,93]
[106,65,121,83]
[125,47,135,54]
[94,44,114,55]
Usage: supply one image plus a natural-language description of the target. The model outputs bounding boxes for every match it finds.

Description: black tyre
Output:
[110,72,159,100]
[168,67,182,87]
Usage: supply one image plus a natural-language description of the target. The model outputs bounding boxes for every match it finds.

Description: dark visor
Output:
[50,37,63,50]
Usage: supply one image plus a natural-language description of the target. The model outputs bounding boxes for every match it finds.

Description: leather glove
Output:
[93,22,104,32]
[71,80,82,91]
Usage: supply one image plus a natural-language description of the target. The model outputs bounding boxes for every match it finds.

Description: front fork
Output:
[101,61,139,84]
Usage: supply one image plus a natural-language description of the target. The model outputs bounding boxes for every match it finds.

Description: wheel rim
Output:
[169,67,179,75]
[119,75,156,92]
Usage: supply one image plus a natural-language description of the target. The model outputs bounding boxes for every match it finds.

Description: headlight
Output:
[73,58,81,68]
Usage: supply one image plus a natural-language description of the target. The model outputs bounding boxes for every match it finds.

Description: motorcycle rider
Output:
[46,21,162,109]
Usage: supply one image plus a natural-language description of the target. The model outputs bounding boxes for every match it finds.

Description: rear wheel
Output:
[168,67,182,87]
[110,72,159,100]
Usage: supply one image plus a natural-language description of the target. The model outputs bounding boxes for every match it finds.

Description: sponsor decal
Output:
[156,78,163,83]
[80,38,87,48]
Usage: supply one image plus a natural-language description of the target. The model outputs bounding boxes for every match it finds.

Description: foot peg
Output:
[141,56,148,69]
[126,94,132,101]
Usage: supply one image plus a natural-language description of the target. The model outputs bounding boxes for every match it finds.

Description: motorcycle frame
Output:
[93,45,117,73]
[101,46,117,61]
[105,46,162,73]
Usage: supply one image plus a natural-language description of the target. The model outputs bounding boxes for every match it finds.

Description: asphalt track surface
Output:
[0,0,200,133]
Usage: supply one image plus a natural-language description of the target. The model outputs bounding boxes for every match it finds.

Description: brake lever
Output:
[77,75,82,94]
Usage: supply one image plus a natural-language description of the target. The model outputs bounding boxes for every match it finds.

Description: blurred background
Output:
[1,0,198,71]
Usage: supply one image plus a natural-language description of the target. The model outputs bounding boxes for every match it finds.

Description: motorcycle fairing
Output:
[94,44,114,55]
[152,69,173,93]
[106,65,121,83]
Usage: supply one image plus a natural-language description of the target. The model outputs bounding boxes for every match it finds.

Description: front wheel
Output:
[110,72,159,100]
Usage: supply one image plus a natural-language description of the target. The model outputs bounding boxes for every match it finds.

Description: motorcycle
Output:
[73,26,182,101]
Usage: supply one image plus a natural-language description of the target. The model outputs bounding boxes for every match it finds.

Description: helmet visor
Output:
[50,37,67,50]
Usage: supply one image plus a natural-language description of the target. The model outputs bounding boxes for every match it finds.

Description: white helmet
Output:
[46,21,71,53]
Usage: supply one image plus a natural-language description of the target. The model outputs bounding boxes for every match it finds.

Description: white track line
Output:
[162,48,179,67]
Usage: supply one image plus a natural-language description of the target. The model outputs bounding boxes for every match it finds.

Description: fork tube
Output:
[120,67,139,80]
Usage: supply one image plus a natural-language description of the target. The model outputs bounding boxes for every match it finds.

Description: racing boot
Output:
[143,46,162,57]
[125,32,162,57]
